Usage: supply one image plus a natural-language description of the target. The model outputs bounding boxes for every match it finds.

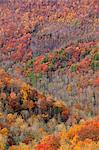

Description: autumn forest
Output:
[0,0,99,150]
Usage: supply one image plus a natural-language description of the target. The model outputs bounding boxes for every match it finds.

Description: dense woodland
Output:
[0,0,99,149]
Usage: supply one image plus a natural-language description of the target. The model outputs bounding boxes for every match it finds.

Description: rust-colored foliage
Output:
[35,135,60,150]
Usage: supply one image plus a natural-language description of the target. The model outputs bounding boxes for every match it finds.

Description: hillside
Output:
[0,68,99,149]
[10,41,99,117]
[0,0,99,150]
[0,0,98,63]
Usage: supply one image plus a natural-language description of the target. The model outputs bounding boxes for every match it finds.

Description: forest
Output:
[0,0,99,150]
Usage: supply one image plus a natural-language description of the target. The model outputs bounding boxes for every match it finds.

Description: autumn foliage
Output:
[0,0,98,150]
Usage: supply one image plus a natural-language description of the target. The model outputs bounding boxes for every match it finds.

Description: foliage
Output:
[28,72,37,86]
[71,64,77,72]
[0,0,98,149]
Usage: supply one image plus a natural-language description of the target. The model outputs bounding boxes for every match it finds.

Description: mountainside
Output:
[0,0,99,149]
[22,41,99,115]
[0,0,98,61]
[0,68,99,149]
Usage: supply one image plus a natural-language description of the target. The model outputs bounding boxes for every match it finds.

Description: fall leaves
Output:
[0,67,98,149]
[24,41,98,76]
[0,68,71,121]
[35,117,99,150]
[0,0,98,64]
[0,1,98,149]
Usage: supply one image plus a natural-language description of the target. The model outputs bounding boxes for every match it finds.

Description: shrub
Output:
[71,64,77,72]
[41,55,49,64]
[91,61,99,71]
[93,53,99,61]
[28,72,36,86]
